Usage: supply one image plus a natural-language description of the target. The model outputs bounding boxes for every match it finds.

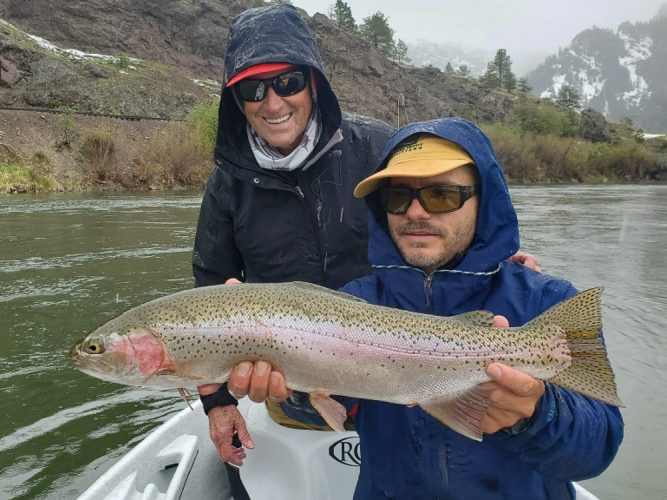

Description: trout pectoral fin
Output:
[309,392,347,432]
[419,385,495,441]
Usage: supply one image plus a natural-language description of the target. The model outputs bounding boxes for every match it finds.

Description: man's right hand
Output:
[206,404,254,466]
[230,360,290,403]
[199,361,289,466]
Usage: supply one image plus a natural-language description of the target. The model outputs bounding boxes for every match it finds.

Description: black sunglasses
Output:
[237,68,309,102]
[379,185,479,215]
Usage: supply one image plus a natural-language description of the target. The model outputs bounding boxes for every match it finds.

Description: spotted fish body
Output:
[70,282,622,440]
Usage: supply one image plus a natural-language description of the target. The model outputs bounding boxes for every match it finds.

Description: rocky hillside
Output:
[527,10,667,132]
[0,18,218,117]
[0,0,514,125]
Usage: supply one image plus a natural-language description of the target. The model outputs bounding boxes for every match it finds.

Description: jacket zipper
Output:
[424,273,434,309]
[293,182,327,282]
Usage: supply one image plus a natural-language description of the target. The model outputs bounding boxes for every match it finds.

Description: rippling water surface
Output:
[0,192,200,499]
[1,187,666,499]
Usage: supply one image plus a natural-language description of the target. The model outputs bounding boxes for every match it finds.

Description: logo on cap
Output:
[389,134,423,160]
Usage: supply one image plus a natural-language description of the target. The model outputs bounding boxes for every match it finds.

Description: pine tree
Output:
[556,84,581,110]
[360,12,395,57]
[394,39,410,64]
[480,49,516,92]
[517,78,532,94]
[329,0,356,32]
[458,65,470,77]
[445,62,454,73]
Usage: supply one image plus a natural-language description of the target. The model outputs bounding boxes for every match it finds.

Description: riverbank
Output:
[2,107,667,194]
[0,109,211,193]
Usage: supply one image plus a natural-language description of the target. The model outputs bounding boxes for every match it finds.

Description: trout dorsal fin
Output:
[448,310,495,327]
[289,281,368,303]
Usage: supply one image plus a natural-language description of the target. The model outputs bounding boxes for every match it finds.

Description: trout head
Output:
[70,325,176,388]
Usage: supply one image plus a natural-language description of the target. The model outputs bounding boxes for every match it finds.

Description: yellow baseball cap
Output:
[354,134,475,198]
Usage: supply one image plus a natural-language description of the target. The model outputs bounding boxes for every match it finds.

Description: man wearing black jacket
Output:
[192,5,394,494]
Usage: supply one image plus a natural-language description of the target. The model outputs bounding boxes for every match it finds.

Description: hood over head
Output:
[360,118,519,274]
[216,5,341,159]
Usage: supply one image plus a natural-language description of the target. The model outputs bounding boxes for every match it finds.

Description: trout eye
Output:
[84,340,105,355]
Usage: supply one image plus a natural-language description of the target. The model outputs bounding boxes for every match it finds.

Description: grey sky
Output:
[295,0,665,67]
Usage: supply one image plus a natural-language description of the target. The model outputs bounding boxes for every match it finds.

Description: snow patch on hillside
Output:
[24,27,141,68]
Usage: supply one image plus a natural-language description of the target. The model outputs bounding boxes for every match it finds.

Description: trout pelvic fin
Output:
[419,385,495,441]
[525,287,624,407]
[309,392,348,432]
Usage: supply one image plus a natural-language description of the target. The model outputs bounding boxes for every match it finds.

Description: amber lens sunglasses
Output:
[379,185,479,214]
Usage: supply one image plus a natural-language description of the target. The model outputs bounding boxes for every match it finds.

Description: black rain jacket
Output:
[193,4,394,289]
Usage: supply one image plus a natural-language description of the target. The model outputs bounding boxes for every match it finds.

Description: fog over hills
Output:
[526,7,667,131]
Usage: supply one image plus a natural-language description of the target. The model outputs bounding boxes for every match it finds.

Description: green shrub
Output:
[54,108,79,148]
[510,98,578,137]
[187,98,219,156]
[484,122,657,182]
[114,52,132,69]
[136,123,211,188]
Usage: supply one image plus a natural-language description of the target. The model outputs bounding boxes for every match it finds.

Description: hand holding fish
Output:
[477,315,546,434]
[481,363,546,434]
[225,315,528,438]
[229,361,290,402]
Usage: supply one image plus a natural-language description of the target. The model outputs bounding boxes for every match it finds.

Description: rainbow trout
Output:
[70,282,622,440]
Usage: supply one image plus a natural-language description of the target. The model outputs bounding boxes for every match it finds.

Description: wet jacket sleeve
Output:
[488,384,624,480]
[487,284,625,480]
[192,168,244,287]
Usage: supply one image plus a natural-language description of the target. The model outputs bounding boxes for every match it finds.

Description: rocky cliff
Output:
[0,0,514,124]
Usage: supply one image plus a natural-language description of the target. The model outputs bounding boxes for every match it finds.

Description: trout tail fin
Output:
[524,287,623,407]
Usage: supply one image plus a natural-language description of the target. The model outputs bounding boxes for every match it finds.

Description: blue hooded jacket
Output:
[283,118,623,499]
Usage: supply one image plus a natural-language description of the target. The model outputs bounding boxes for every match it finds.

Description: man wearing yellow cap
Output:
[228,117,623,499]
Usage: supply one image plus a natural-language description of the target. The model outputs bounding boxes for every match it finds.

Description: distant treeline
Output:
[483,97,664,182]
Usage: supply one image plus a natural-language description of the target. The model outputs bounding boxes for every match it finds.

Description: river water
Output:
[0,186,665,499]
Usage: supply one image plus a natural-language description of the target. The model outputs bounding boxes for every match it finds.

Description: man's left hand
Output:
[480,362,545,434]
[509,251,542,272]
